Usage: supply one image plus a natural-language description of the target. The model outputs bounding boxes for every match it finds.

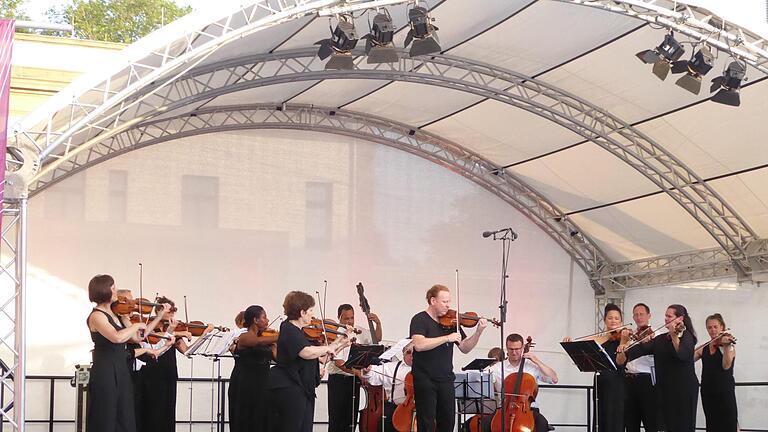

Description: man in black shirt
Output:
[409,284,487,432]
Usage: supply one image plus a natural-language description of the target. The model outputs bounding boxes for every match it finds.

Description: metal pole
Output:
[14,198,27,432]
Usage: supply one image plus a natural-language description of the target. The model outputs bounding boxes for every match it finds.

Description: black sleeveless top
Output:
[90,309,129,363]
[701,345,735,394]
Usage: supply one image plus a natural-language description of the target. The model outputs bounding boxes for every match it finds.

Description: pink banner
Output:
[0,19,14,205]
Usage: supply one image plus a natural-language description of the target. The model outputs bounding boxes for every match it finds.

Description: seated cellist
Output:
[490,333,558,432]
[363,343,414,432]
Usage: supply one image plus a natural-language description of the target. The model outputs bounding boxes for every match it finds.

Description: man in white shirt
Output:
[491,333,558,432]
[624,303,660,432]
[363,344,413,432]
[326,303,383,432]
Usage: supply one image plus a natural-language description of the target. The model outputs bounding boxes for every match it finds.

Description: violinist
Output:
[617,304,698,432]
[695,313,738,432]
[327,303,383,432]
[362,344,414,432]
[228,305,279,432]
[86,274,147,432]
[138,296,214,432]
[268,291,352,432]
[563,303,630,432]
[114,289,174,432]
[409,284,487,432]
[623,303,660,432]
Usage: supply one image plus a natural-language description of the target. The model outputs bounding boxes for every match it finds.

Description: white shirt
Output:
[328,328,373,376]
[490,359,554,394]
[364,360,412,404]
[134,334,170,371]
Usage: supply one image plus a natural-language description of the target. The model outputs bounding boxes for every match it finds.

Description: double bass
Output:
[357,282,384,432]
[491,336,537,432]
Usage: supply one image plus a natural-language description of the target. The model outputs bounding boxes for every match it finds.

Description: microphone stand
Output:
[489,229,515,432]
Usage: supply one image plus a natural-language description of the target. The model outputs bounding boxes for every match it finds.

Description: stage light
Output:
[316,14,359,70]
[362,11,398,64]
[710,61,746,107]
[636,33,685,80]
[404,5,440,57]
[672,46,715,94]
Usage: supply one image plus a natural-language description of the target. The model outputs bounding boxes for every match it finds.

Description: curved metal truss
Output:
[26,103,612,292]
[24,48,759,275]
[558,0,768,74]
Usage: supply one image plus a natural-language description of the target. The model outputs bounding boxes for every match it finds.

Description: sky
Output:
[18,0,768,38]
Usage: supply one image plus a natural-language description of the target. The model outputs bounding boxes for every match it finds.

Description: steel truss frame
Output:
[559,0,768,74]
[24,48,760,280]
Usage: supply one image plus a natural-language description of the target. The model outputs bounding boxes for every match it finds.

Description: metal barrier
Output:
[3,375,767,431]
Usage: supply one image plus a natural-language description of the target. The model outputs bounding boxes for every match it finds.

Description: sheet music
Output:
[379,338,411,361]
[186,328,246,357]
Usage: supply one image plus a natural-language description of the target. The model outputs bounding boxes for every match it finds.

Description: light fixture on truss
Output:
[316,14,359,70]
[710,61,746,107]
[671,46,715,94]
[636,33,685,80]
[363,11,398,64]
[404,5,440,57]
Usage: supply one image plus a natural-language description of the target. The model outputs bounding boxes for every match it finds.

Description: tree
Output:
[47,0,192,43]
[1,0,29,20]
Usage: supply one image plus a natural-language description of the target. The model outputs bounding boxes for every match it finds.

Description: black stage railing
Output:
[3,375,767,431]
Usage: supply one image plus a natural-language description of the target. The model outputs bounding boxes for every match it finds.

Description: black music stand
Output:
[344,343,387,369]
[455,360,497,430]
[560,340,617,372]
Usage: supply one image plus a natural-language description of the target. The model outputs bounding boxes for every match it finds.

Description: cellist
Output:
[362,344,414,432]
[490,333,558,432]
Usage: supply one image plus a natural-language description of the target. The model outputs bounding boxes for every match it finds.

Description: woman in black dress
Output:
[268,291,351,432]
[228,305,278,432]
[139,296,213,432]
[86,274,147,432]
[696,313,738,432]
[565,303,629,432]
[618,304,698,432]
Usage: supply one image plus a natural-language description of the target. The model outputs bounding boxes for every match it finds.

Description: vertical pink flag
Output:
[0,19,14,205]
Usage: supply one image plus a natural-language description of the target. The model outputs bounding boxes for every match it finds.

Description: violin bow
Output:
[316,281,331,347]
[455,269,460,335]
[138,262,149,329]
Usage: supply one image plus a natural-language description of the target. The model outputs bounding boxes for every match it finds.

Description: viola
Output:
[259,328,279,338]
[392,371,417,432]
[302,318,349,344]
[112,296,168,315]
[438,309,501,329]
[356,282,383,432]
[128,314,171,344]
[491,336,537,432]
[156,319,228,336]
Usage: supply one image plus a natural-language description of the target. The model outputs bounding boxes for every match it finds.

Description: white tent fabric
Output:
[11,0,768,283]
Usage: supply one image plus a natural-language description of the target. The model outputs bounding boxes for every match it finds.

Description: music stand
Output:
[455,359,496,429]
[344,343,387,369]
[560,340,617,372]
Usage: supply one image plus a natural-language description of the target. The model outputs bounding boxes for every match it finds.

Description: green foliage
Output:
[47,0,192,43]
[1,0,29,20]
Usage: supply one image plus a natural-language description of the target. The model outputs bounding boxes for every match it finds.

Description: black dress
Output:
[596,339,624,432]
[626,331,698,432]
[701,346,738,432]
[139,344,178,432]
[86,309,136,432]
[268,320,320,432]
[229,341,273,432]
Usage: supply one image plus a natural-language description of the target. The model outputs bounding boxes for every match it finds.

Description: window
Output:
[305,182,333,248]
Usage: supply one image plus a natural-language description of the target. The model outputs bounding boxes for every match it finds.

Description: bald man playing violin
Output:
[409,284,487,432]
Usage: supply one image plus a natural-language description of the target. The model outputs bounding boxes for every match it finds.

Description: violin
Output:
[112,296,170,315]
[438,310,501,329]
[695,329,737,352]
[302,318,349,344]
[155,319,228,336]
[128,314,172,344]
[630,324,654,342]
[491,336,537,432]
[392,372,417,432]
[259,328,279,338]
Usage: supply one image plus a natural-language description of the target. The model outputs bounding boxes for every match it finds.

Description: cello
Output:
[357,282,384,432]
[392,371,417,432]
[491,336,537,432]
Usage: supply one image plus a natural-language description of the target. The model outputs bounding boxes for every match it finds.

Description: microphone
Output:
[482,228,518,240]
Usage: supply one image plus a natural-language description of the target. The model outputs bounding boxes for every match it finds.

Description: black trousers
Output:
[702,389,738,432]
[413,375,455,432]
[625,374,660,432]
[270,385,315,432]
[328,374,362,432]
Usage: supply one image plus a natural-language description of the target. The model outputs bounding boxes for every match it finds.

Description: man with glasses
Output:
[363,344,414,432]
[490,333,558,432]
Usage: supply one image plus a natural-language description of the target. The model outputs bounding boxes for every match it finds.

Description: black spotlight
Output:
[363,12,398,64]
[316,15,359,70]
[636,33,685,80]
[710,61,746,107]
[404,6,440,57]
[672,46,715,94]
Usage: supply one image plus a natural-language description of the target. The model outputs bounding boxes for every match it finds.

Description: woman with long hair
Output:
[618,304,699,432]
[696,313,738,432]
[228,305,278,432]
